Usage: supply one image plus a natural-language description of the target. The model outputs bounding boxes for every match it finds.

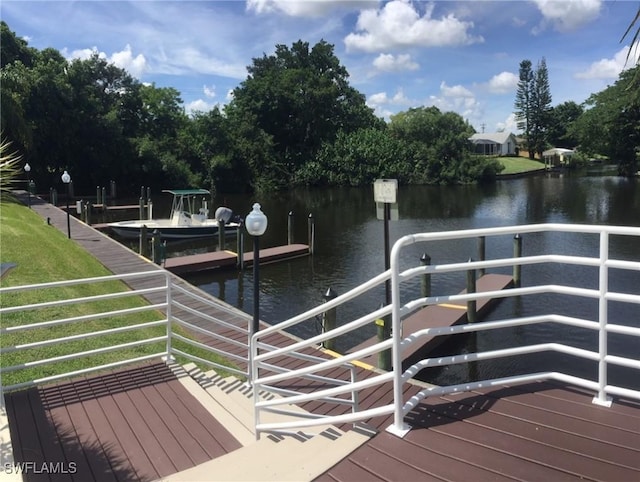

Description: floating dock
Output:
[348,273,514,369]
[163,244,310,274]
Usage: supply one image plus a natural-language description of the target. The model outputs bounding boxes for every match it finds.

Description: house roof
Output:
[469,132,516,144]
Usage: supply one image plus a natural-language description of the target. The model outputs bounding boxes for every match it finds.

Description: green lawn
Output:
[497,156,546,175]
[0,200,237,387]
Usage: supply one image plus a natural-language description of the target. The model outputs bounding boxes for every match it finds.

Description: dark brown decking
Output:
[163,244,310,274]
[7,193,640,481]
[5,362,241,482]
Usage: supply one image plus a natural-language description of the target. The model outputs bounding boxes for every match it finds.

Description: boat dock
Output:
[163,244,311,274]
[348,273,514,369]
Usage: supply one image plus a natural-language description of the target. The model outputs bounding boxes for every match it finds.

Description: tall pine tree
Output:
[514,60,534,158]
[530,58,553,159]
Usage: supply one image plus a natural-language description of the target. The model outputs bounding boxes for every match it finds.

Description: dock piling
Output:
[237,227,244,269]
[420,253,431,298]
[478,236,486,277]
[321,287,337,350]
[288,211,294,245]
[308,213,315,254]
[140,225,149,258]
[218,219,226,251]
[152,230,163,264]
[513,234,522,287]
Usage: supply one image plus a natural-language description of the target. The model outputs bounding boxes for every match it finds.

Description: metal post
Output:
[383,202,392,356]
[321,288,337,350]
[420,253,431,298]
[307,213,315,254]
[466,259,477,323]
[65,189,71,238]
[376,302,391,370]
[513,234,522,287]
[477,236,486,277]
[101,186,106,210]
[252,236,260,337]
[110,180,116,199]
[288,211,294,245]
[139,197,144,220]
[237,227,244,269]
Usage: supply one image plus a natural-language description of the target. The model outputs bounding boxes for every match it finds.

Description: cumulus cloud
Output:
[344,0,483,52]
[367,89,413,119]
[496,113,518,133]
[575,45,639,79]
[186,99,216,115]
[487,71,518,94]
[66,44,147,78]
[246,0,376,17]
[372,53,419,72]
[203,85,216,98]
[532,0,601,33]
[440,81,473,98]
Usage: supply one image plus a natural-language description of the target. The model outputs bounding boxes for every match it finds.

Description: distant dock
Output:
[348,273,514,369]
[163,244,311,274]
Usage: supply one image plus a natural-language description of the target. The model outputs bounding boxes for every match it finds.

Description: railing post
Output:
[420,253,431,298]
[513,234,522,286]
[307,213,315,254]
[165,272,174,361]
[322,287,337,350]
[477,236,486,277]
[288,211,294,245]
[467,258,477,323]
[593,230,612,407]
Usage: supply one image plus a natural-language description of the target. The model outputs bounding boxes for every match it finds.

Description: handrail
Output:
[249,223,640,439]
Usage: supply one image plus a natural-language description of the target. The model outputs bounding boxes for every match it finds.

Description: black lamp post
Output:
[245,203,268,338]
[61,170,71,238]
[24,163,31,208]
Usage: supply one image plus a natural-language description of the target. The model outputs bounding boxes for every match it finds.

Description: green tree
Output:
[571,66,639,175]
[514,60,534,158]
[227,39,381,188]
[547,101,583,148]
[530,58,553,158]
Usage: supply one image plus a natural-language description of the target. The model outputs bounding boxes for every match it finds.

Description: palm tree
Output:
[0,134,23,201]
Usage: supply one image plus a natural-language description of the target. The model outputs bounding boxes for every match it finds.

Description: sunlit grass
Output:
[0,200,238,388]
[498,156,546,175]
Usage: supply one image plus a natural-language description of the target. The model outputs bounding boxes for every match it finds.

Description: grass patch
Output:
[497,156,545,175]
[0,199,239,388]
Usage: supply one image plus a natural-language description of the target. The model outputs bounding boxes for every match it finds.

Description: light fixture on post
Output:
[245,202,268,339]
[61,170,71,238]
[24,163,31,208]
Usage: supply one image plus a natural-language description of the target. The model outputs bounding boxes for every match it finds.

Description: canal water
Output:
[114,167,640,389]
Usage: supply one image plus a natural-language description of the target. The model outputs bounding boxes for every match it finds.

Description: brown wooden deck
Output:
[5,362,241,482]
[6,192,640,481]
[163,244,310,274]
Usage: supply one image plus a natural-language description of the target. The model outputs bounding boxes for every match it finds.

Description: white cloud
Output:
[496,113,518,133]
[65,44,147,79]
[367,88,413,119]
[487,71,518,94]
[246,0,376,17]
[344,0,483,52]
[532,0,601,33]
[186,99,216,115]
[204,85,216,98]
[575,45,639,79]
[427,81,482,123]
[372,53,419,72]
[440,81,473,98]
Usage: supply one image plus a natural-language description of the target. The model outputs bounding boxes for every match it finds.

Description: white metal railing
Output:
[251,223,640,438]
[0,270,250,393]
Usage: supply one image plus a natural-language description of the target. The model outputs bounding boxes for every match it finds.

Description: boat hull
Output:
[108,220,240,240]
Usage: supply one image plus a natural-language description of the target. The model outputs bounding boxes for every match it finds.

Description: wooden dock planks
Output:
[163,244,310,274]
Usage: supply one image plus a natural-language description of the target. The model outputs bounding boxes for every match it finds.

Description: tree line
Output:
[2,18,638,199]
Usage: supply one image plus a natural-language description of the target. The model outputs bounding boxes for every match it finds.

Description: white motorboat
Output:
[108,189,240,239]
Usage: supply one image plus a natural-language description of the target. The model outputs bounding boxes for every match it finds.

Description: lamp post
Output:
[61,170,71,238]
[24,163,31,208]
[245,203,268,338]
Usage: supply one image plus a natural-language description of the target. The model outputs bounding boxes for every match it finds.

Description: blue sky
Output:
[2,0,638,133]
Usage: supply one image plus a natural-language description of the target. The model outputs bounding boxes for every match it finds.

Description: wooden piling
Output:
[288,211,294,245]
[513,234,522,287]
[466,260,477,323]
[322,287,337,351]
[420,253,431,298]
[308,213,315,254]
